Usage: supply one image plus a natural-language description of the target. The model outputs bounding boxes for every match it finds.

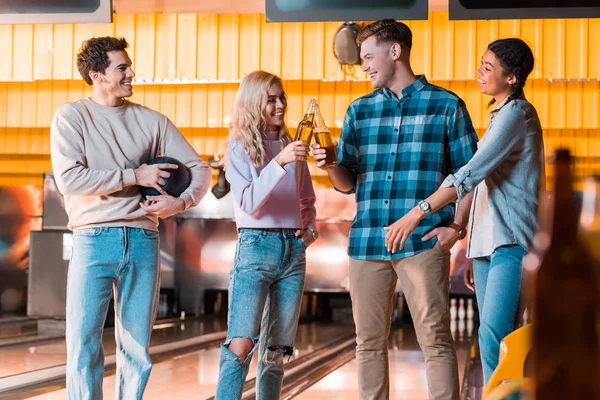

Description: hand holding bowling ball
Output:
[138,157,191,198]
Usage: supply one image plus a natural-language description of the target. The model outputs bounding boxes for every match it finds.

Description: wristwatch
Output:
[418,200,431,215]
[308,228,319,240]
[449,223,467,240]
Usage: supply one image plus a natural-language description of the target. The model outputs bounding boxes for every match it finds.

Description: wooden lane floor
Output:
[295,323,474,400]
[27,321,474,400]
[0,317,226,379]
[27,322,355,400]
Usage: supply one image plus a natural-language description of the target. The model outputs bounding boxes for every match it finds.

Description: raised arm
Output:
[225,141,287,215]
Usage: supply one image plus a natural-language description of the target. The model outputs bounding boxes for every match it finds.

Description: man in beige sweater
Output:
[50,37,211,400]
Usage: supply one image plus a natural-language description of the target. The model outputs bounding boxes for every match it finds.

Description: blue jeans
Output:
[472,245,526,384]
[66,227,160,400]
[215,229,306,400]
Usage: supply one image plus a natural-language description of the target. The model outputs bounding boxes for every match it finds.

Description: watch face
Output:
[419,201,430,212]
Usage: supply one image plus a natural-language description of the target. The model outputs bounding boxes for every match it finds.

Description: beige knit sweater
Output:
[50,98,211,231]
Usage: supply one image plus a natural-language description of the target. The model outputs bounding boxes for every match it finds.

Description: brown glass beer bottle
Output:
[533,149,599,399]
[313,103,337,167]
[294,98,317,144]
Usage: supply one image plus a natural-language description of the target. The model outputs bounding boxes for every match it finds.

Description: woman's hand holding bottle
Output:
[274,140,309,167]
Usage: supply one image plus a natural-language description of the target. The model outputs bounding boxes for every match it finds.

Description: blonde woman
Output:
[215,70,317,400]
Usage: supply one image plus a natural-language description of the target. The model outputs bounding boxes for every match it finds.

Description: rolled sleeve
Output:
[441,169,473,201]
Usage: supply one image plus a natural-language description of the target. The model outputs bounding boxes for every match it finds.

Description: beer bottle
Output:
[579,175,600,371]
[533,149,599,399]
[313,103,338,168]
[294,98,317,144]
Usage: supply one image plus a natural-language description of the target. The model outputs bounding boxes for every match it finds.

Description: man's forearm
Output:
[326,165,356,193]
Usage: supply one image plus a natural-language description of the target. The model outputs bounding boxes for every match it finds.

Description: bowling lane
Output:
[295,323,474,400]
[0,317,226,378]
[0,318,37,340]
[28,322,354,400]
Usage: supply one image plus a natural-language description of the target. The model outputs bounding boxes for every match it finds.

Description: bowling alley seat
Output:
[483,324,533,399]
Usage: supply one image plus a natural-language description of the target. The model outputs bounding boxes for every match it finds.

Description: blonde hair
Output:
[230,70,292,168]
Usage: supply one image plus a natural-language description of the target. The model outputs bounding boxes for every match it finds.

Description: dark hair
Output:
[76,37,129,86]
[357,19,412,51]
[487,38,535,107]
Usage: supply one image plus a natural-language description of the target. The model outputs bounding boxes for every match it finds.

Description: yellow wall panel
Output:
[176,14,199,80]
[0,26,13,81]
[0,83,7,128]
[590,20,600,78]
[259,19,282,76]
[217,14,240,81]
[13,25,33,82]
[519,19,543,80]
[139,85,159,113]
[222,84,237,127]
[431,12,451,81]
[6,83,22,127]
[475,20,493,72]
[239,14,261,78]
[285,80,303,128]
[565,82,583,129]
[155,14,178,80]
[463,80,485,129]
[531,80,549,129]
[191,85,208,127]
[281,22,303,80]
[159,86,176,122]
[548,81,567,129]
[33,25,53,80]
[53,24,74,80]
[408,20,426,79]
[301,80,319,112]
[0,78,597,131]
[197,14,219,80]
[542,20,563,78]
[174,86,192,127]
[50,81,69,115]
[20,83,37,128]
[324,22,344,82]
[565,19,587,79]
[206,84,223,128]
[582,82,600,129]
[497,20,514,38]
[452,21,475,81]
[134,14,156,80]
[114,14,136,57]
[317,81,336,131]
[3,12,600,81]
[302,22,325,81]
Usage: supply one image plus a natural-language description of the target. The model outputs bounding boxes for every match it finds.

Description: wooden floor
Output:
[0,318,226,378]
[16,321,473,400]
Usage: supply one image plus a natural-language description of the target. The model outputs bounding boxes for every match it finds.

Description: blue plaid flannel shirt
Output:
[337,75,478,260]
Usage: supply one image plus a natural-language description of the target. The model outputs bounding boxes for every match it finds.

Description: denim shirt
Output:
[441,96,544,258]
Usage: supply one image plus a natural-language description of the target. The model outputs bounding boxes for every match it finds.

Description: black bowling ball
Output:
[139,156,191,198]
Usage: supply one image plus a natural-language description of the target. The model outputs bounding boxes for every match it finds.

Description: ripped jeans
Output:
[215,229,306,400]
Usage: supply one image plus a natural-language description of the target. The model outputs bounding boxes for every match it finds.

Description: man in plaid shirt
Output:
[313,20,478,400]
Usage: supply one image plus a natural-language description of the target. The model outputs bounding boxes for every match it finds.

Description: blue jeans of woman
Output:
[215,228,306,400]
[66,227,160,400]
[472,244,526,384]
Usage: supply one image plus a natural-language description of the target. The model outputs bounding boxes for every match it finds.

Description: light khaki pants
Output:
[349,242,459,400]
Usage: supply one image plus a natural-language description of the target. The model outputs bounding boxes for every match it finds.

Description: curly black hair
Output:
[487,38,535,107]
[76,37,129,86]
